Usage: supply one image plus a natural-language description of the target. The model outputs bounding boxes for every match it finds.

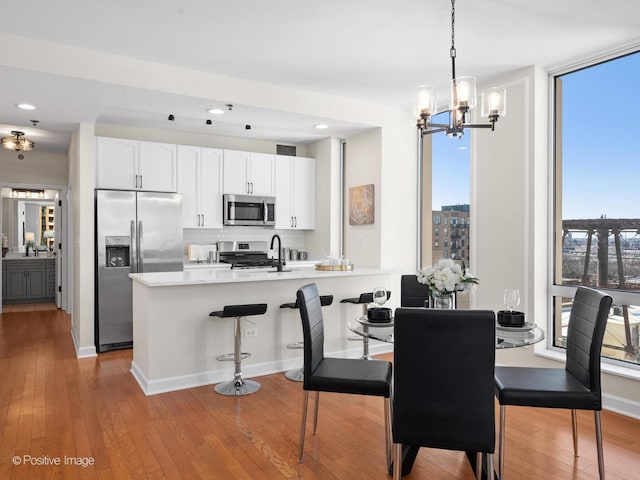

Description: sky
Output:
[431,50,640,219]
[431,111,470,210]
[560,51,640,219]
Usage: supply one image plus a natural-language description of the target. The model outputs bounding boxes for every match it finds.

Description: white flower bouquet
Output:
[417,258,479,296]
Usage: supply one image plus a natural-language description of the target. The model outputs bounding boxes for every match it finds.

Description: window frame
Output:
[548,45,640,374]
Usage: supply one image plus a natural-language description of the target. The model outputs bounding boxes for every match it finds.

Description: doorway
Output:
[0,184,69,314]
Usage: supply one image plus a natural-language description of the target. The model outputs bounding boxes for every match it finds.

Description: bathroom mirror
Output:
[1,196,55,251]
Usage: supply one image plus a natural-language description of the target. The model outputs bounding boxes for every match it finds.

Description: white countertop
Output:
[2,253,55,261]
[130,266,392,287]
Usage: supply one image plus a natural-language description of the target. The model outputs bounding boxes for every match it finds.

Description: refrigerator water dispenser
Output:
[105,236,130,268]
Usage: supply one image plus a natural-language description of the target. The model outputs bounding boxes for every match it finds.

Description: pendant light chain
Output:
[451,0,455,52]
[450,0,456,81]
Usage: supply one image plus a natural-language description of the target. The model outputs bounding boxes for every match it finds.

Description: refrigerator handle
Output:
[130,220,138,272]
[138,221,144,273]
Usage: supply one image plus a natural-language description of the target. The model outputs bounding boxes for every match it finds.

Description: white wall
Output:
[305,136,342,258]
[472,66,640,417]
[343,129,382,267]
[0,148,68,185]
[68,123,96,357]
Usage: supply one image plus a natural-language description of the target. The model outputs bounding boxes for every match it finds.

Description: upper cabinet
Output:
[96,137,177,192]
[275,155,315,230]
[223,150,275,196]
[97,138,315,230]
[177,146,223,229]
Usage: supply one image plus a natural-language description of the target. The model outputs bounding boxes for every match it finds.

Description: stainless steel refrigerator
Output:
[95,189,183,352]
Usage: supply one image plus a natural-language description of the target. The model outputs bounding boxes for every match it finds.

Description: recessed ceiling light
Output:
[16,103,36,110]
[207,108,225,115]
[314,124,329,130]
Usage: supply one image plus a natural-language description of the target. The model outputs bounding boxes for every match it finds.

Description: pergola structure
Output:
[562,218,640,355]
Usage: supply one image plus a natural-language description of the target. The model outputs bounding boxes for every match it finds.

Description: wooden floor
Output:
[0,309,639,480]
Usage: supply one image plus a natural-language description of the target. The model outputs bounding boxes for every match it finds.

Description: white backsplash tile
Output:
[183,228,307,255]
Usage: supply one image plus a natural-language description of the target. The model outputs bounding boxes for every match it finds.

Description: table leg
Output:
[362,324,372,360]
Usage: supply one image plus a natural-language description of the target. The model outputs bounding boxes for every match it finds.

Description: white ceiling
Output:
[0,0,638,153]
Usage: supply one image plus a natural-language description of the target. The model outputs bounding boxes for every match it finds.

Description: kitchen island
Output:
[130,266,399,395]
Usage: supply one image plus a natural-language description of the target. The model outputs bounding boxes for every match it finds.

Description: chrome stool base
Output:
[209,303,267,397]
[285,367,304,382]
[215,377,261,396]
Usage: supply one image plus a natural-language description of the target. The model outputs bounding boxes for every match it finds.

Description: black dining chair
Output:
[494,286,612,479]
[400,274,458,308]
[400,274,429,307]
[296,283,393,467]
[393,308,496,480]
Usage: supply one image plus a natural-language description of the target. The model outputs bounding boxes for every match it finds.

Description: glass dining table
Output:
[348,315,545,349]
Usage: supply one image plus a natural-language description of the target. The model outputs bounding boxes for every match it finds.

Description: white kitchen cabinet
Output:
[138,141,177,192]
[177,146,223,228]
[96,137,177,192]
[223,150,275,196]
[275,155,315,230]
[96,137,138,190]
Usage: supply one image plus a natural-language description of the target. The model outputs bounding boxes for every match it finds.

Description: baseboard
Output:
[131,343,394,396]
[70,327,97,358]
[603,392,640,420]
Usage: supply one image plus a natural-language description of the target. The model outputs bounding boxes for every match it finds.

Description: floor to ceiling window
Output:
[551,49,640,368]
[430,111,471,307]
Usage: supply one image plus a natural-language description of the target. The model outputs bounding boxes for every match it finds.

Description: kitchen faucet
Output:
[270,234,284,272]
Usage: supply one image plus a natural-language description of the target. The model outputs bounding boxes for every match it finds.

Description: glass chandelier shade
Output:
[451,76,476,110]
[481,87,507,119]
[414,85,438,118]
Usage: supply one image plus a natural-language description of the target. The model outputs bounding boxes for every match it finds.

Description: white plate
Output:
[496,322,536,332]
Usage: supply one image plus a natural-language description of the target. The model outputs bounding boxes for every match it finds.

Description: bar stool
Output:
[340,291,391,359]
[280,294,333,382]
[210,303,268,396]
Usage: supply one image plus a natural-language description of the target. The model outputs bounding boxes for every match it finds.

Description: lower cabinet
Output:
[2,258,56,304]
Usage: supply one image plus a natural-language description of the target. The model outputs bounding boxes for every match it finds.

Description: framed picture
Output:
[349,184,375,225]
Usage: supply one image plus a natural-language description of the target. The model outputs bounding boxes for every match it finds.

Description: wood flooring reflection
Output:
[0,308,638,479]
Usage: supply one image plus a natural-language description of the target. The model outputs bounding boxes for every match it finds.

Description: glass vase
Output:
[428,292,455,309]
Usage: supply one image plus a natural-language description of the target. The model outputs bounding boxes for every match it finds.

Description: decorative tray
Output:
[315,263,354,271]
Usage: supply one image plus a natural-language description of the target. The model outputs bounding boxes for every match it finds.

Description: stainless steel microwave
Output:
[223,194,275,227]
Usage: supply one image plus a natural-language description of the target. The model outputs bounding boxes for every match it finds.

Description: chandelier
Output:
[1,130,35,152]
[415,0,506,138]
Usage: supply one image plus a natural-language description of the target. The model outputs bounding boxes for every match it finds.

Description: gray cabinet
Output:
[2,258,55,304]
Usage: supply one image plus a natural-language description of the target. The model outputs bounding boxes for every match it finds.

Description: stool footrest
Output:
[216,352,251,361]
[287,341,304,349]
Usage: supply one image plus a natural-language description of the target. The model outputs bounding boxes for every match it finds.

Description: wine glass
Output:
[372,287,387,308]
[504,289,520,312]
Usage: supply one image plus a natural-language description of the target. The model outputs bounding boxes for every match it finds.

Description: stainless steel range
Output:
[217,241,275,269]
